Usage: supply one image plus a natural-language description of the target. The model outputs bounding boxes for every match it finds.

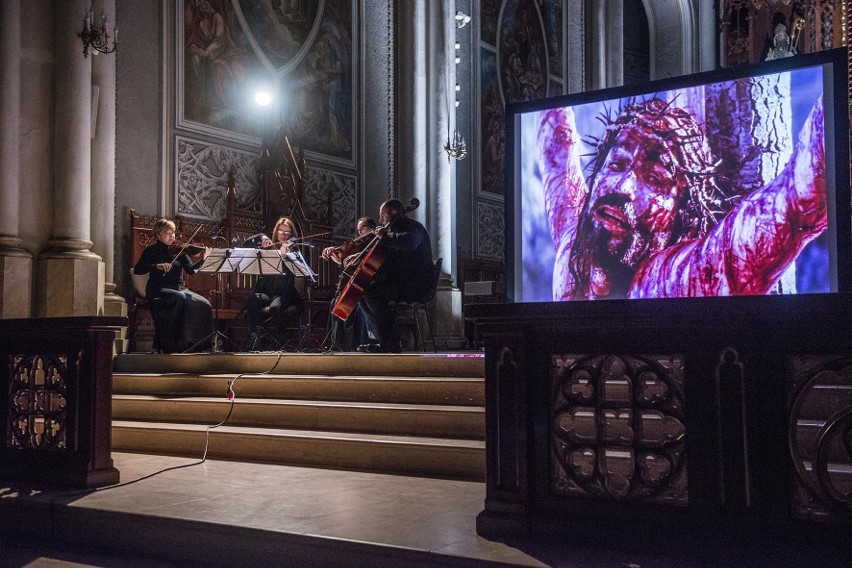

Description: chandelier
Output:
[443,129,467,161]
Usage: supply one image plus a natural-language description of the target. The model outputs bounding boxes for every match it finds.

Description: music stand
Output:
[181,248,243,353]
[215,248,314,352]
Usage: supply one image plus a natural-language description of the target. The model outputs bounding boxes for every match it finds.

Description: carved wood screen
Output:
[260,135,340,330]
[721,0,847,67]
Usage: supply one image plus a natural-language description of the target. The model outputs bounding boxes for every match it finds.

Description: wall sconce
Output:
[78,8,118,58]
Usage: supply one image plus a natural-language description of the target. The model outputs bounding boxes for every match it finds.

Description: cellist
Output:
[355,199,433,353]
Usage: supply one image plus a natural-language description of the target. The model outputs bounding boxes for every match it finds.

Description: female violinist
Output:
[323,216,378,351]
[133,218,213,353]
[243,216,305,350]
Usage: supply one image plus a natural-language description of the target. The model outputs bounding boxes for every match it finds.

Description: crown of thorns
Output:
[586,97,727,234]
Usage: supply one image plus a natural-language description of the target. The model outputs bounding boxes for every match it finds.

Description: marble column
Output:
[0,0,33,319]
[91,1,123,304]
[36,0,105,317]
[91,0,125,349]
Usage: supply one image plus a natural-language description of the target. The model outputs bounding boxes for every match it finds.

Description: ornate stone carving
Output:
[303,165,357,238]
[477,201,505,259]
[6,354,74,451]
[550,354,688,505]
[176,138,261,221]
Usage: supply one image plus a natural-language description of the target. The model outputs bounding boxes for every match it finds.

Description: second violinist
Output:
[243,216,305,350]
[133,218,214,353]
[322,216,378,351]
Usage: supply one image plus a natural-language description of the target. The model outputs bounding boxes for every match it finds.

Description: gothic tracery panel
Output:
[477,201,505,259]
[6,354,75,452]
[175,137,261,220]
[550,353,688,505]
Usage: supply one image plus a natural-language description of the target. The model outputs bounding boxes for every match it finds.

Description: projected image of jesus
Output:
[536,95,827,300]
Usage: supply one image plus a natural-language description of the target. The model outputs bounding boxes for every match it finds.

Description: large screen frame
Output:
[505,48,850,303]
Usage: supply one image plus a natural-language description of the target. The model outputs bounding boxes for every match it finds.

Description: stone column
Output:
[36,0,105,317]
[394,0,464,349]
[90,1,123,302]
[0,0,33,319]
[91,0,125,349]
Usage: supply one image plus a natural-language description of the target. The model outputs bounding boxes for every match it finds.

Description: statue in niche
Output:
[766,22,797,60]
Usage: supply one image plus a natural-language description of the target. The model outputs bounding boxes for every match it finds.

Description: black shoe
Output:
[356,343,384,353]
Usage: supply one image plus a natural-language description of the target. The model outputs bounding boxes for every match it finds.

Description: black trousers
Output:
[150,287,213,353]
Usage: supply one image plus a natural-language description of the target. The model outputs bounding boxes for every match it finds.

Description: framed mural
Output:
[177,0,356,168]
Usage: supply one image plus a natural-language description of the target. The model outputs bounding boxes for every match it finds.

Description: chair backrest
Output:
[129,267,148,300]
[425,257,443,303]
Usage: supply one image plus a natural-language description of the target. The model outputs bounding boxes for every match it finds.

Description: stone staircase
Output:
[111,352,486,480]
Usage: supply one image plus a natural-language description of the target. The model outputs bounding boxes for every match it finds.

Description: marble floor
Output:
[0,452,847,568]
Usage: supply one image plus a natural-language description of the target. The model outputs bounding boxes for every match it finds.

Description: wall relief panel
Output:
[550,353,688,506]
[175,137,261,220]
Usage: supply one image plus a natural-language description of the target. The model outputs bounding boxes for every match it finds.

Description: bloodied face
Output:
[583,125,684,270]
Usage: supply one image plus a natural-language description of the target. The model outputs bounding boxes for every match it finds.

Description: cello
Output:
[330,199,419,321]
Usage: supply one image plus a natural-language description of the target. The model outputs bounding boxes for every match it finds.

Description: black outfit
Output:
[134,241,213,353]
[328,296,375,351]
[358,216,433,352]
[243,234,305,350]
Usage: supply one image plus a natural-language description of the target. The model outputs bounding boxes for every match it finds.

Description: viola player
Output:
[324,216,378,351]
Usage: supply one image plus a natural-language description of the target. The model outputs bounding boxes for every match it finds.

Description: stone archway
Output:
[641,0,698,78]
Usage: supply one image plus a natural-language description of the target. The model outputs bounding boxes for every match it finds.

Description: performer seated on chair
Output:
[357,199,433,353]
[244,216,305,349]
[133,218,213,354]
[322,216,379,351]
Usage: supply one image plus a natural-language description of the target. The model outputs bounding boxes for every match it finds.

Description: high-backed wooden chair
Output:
[261,136,340,343]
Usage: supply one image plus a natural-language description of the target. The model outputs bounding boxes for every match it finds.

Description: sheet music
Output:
[197,248,313,278]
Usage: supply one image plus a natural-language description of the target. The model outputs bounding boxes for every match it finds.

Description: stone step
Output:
[112,421,485,481]
[113,373,484,406]
[113,352,485,377]
[112,395,485,439]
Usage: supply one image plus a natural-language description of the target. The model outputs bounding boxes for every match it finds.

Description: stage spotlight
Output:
[254,90,272,107]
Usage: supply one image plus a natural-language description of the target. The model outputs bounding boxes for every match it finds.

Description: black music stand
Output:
[182,248,243,353]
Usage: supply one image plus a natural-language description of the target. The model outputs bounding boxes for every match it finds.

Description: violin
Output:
[167,243,206,257]
[165,226,207,267]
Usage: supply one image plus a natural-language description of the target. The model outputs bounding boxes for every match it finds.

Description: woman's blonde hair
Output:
[153,218,176,237]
